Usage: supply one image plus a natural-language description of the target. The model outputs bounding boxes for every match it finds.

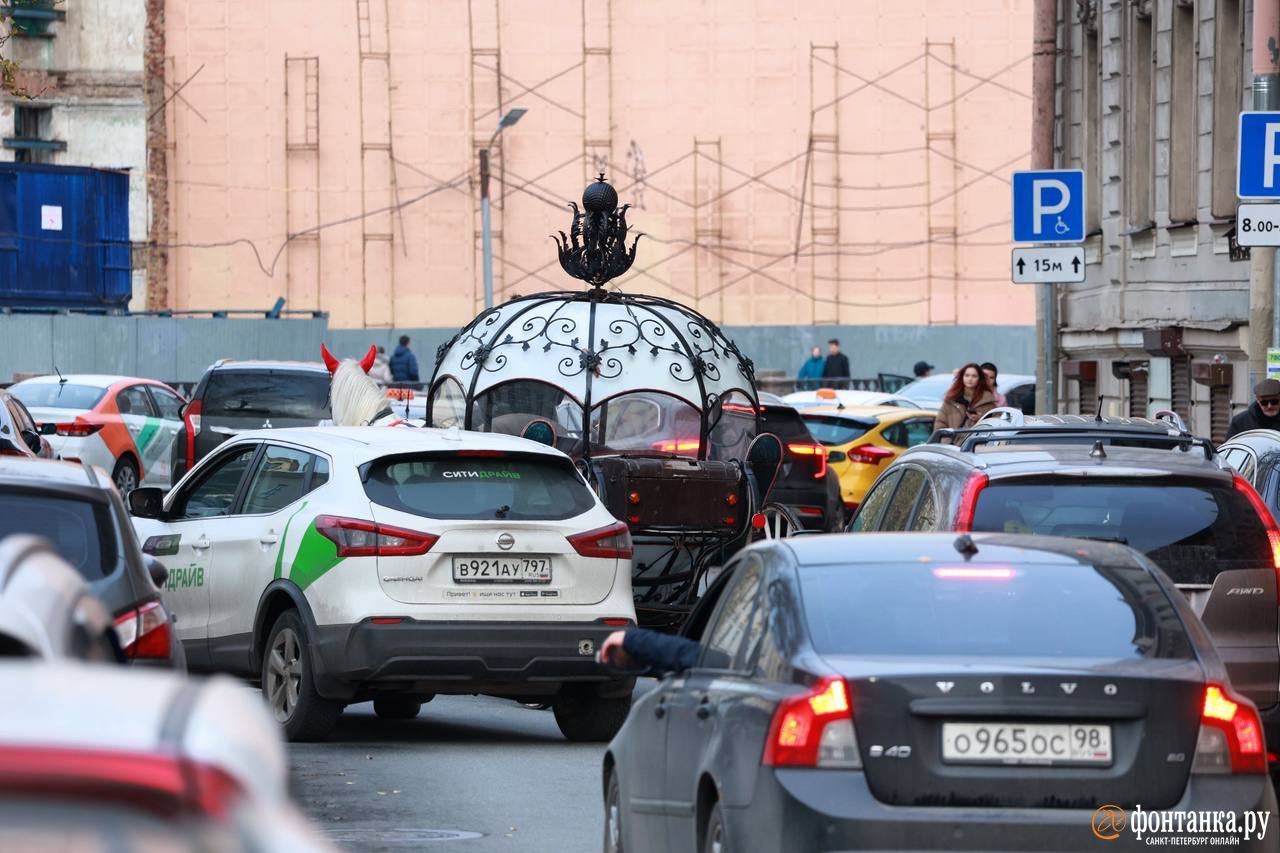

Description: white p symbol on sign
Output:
[1032,179,1070,235]
[1266,123,1280,188]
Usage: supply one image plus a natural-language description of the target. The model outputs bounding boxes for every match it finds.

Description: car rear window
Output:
[759,406,818,442]
[9,383,106,410]
[799,562,1192,659]
[204,371,330,420]
[0,492,117,580]
[362,452,596,521]
[971,480,1274,584]
[799,414,877,446]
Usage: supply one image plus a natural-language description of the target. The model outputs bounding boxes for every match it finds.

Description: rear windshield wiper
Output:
[494,505,511,519]
[1075,534,1129,545]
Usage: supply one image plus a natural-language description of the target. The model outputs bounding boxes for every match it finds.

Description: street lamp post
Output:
[480,107,527,310]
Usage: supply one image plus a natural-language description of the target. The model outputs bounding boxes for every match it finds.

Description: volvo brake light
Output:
[1193,684,1266,775]
[763,676,861,768]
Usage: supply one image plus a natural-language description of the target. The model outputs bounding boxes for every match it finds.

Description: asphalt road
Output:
[290,694,608,853]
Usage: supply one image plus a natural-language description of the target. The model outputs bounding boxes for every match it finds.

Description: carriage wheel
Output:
[751,503,802,541]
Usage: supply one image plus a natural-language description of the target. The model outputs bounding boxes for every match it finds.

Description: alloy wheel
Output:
[114,465,137,496]
[266,626,303,722]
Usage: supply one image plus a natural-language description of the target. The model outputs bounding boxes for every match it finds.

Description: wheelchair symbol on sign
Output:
[1054,217,1069,235]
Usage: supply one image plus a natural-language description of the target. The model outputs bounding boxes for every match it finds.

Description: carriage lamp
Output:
[725,493,738,506]
[628,490,642,505]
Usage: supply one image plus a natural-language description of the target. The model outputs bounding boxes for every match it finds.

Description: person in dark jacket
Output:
[796,346,825,391]
[389,335,419,383]
[598,628,703,672]
[1226,378,1280,439]
[820,339,851,388]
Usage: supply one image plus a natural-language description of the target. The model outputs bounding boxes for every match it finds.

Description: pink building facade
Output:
[161,0,1035,329]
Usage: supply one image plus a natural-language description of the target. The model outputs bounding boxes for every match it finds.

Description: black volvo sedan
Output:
[602,533,1278,852]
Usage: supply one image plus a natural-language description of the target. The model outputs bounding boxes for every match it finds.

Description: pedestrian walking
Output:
[1225,378,1280,439]
[389,335,420,384]
[980,362,1007,407]
[913,360,934,378]
[820,339,851,388]
[933,362,997,442]
[796,346,825,391]
[369,346,393,386]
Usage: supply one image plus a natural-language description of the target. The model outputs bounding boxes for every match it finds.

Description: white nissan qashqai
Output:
[127,426,637,742]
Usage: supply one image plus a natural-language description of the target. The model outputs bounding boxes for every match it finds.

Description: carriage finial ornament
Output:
[552,173,643,291]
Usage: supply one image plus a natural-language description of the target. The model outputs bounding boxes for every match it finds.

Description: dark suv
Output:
[0,457,183,668]
[850,413,1280,774]
[172,360,331,482]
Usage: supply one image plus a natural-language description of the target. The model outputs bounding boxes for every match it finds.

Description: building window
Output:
[1081,4,1101,233]
[1126,1,1154,229]
[1169,0,1197,224]
[12,105,51,163]
[1212,0,1243,219]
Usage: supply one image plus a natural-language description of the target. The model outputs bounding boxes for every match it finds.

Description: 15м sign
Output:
[1011,246,1085,284]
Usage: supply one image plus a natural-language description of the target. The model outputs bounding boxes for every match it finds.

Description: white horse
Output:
[321,344,411,427]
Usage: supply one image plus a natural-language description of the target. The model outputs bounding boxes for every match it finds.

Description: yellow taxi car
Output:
[796,403,938,515]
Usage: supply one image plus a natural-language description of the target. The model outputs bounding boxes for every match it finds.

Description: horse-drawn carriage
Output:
[423,176,795,629]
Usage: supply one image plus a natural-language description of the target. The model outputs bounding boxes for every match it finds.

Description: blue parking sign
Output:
[1012,170,1084,243]
[1237,112,1280,198]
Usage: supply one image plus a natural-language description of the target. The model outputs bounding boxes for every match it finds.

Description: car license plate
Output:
[452,557,552,584]
[941,722,1112,766]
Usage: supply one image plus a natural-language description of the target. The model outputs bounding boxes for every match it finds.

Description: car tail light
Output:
[54,421,103,437]
[183,399,202,469]
[787,443,828,479]
[846,444,894,466]
[0,745,245,819]
[652,437,701,454]
[113,601,171,660]
[1232,474,1280,601]
[314,515,439,557]
[1192,684,1266,775]
[455,449,505,457]
[952,471,990,532]
[763,676,861,769]
[567,521,633,559]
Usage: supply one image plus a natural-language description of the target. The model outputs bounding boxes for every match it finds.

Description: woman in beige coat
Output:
[933,363,998,442]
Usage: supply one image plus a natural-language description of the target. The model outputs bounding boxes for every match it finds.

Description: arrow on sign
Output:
[1016,258,1026,275]
[1071,256,1081,274]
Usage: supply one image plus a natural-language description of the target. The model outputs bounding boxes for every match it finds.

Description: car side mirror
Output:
[144,556,169,589]
[128,487,166,519]
[39,422,57,436]
[21,429,41,453]
[827,450,846,463]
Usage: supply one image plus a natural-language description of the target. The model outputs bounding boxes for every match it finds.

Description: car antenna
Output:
[53,365,67,385]
[953,534,978,561]
[1094,394,1104,424]
[1090,439,1107,459]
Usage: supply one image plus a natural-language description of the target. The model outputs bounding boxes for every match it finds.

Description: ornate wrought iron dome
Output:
[428,175,760,460]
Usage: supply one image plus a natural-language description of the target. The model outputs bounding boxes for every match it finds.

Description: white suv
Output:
[128,426,636,742]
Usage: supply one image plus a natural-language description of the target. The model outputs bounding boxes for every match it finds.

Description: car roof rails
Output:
[79,459,100,488]
[976,407,1026,427]
[928,420,1216,460]
[1151,408,1189,433]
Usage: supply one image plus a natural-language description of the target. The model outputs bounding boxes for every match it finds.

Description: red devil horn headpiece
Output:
[320,343,340,374]
[359,345,377,374]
